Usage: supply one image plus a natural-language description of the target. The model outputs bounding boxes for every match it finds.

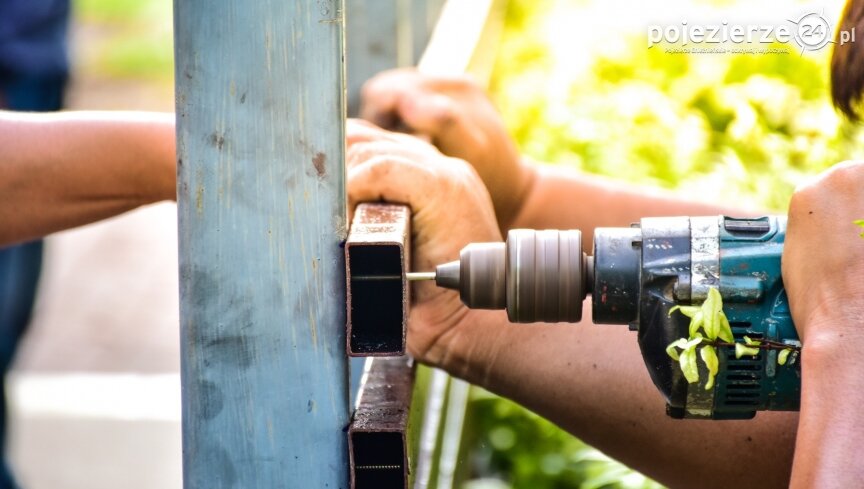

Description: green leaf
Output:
[689,310,704,337]
[701,287,723,340]
[668,305,700,318]
[684,336,703,350]
[718,313,734,343]
[665,338,688,361]
[700,345,719,390]
[743,336,761,346]
[856,219,864,238]
[679,348,699,383]
[735,343,760,359]
[778,348,793,365]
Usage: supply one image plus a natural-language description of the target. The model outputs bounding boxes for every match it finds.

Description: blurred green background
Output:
[67,0,860,488]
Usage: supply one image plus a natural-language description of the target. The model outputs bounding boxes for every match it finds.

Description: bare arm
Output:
[782,162,864,488]
[511,164,750,252]
[0,111,176,246]
[347,120,796,489]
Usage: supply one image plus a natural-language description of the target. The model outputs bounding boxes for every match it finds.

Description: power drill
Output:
[423,215,801,420]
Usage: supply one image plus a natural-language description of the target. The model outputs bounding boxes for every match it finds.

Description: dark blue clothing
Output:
[0,0,70,77]
[0,1,70,487]
[0,74,65,489]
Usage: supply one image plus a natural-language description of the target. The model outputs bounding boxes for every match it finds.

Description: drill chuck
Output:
[435,230,590,322]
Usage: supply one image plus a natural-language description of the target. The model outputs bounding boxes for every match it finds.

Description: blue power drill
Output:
[430,215,800,420]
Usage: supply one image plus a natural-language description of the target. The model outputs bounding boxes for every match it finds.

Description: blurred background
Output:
[7,0,861,488]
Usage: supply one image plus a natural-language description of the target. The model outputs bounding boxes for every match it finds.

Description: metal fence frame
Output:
[175,1,503,487]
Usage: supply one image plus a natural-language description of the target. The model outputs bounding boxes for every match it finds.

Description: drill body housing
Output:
[601,216,801,419]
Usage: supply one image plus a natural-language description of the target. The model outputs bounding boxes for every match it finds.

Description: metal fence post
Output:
[174,1,349,487]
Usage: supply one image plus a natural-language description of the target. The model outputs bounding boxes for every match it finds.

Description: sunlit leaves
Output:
[679,348,700,384]
[666,288,728,390]
[666,286,792,391]
[734,343,760,359]
[778,348,794,365]
[702,287,722,340]
[700,346,719,390]
[665,338,688,361]
[718,313,734,343]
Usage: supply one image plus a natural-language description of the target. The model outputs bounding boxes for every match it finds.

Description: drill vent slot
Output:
[724,400,760,406]
[726,391,759,401]
[726,363,761,371]
[723,326,764,408]
[726,374,760,382]
[725,384,761,392]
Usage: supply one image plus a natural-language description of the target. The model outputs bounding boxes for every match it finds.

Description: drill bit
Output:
[351,272,436,282]
[407,272,436,281]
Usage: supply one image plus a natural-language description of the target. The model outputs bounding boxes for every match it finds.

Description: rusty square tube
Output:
[345,203,410,356]
[349,357,415,489]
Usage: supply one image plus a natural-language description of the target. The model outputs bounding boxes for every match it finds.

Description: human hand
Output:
[346,119,502,365]
[782,161,864,349]
[359,68,535,230]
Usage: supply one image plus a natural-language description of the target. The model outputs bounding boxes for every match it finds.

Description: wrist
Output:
[502,159,539,231]
[800,311,864,385]
[424,309,506,388]
[798,299,864,351]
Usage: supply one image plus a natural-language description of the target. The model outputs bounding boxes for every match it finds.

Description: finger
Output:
[347,140,434,171]
[360,69,422,129]
[347,154,436,213]
[395,93,459,137]
[346,118,431,147]
[360,69,471,139]
[364,77,463,141]
[346,118,393,146]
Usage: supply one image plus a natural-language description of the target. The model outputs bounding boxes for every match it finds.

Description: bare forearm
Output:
[511,164,753,249]
[0,111,176,245]
[791,332,864,488]
[437,299,796,489]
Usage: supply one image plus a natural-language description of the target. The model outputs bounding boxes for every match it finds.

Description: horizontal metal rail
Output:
[349,357,417,488]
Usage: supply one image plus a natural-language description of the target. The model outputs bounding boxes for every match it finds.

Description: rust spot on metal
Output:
[195,186,205,214]
[312,152,326,177]
[345,203,410,356]
[349,357,414,489]
[209,132,225,150]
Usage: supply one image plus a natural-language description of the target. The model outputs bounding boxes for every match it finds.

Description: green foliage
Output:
[73,0,174,81]
[469,0,856,486]
[666,287,797,388]
[856,219,864,237]
[666,288,731,390]
[463,389,664,489]
[489,3,864,212]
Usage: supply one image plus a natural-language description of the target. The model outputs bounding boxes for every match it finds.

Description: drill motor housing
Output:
[593,216,801,419]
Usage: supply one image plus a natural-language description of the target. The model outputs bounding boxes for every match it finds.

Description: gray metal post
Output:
[174,1,349,487]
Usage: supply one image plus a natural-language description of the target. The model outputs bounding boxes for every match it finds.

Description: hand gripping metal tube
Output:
[435,230,589,323]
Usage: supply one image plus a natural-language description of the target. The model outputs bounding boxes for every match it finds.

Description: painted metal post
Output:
[174,1,349,488]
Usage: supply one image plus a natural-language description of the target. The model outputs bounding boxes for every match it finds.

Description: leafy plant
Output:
[856,219,864,237]
[666,287,799,389]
